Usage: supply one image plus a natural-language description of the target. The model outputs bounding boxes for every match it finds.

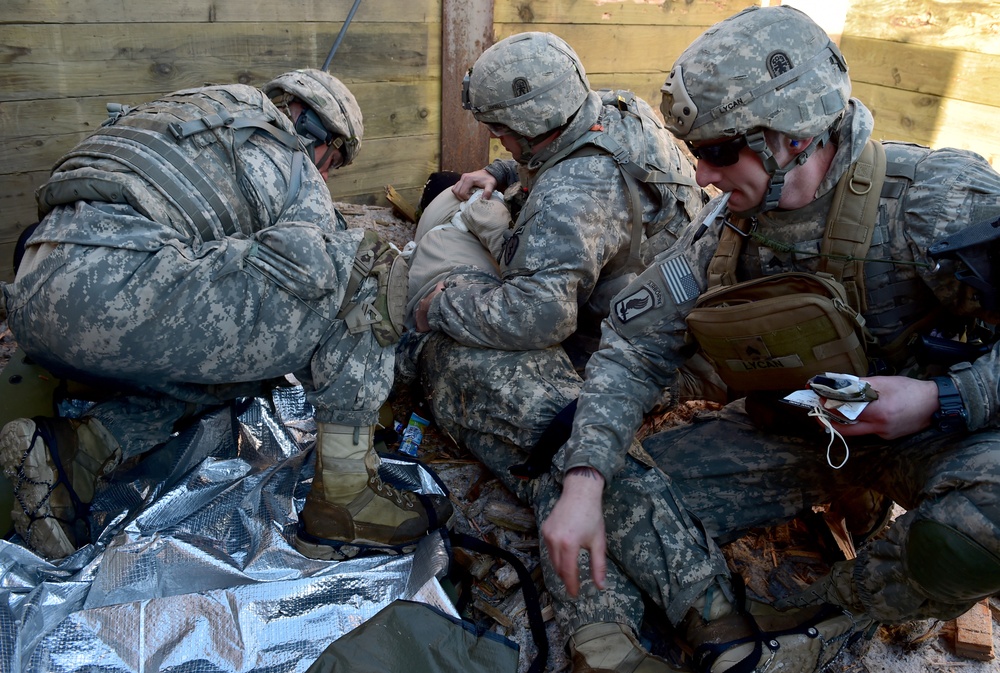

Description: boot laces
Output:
[368,473,416,509]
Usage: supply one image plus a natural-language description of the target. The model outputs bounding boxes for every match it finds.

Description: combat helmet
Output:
[660,6,850,212]
[265,68,364,166]
[463,32,590,142]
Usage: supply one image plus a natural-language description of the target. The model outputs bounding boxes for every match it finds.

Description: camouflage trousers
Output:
[4,206,391,457]
[642,398,1000,623]
[420,331,1000,636]
[418,333,729,637]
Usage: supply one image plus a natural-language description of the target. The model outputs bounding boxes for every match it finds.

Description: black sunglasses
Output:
[687,135,747,168]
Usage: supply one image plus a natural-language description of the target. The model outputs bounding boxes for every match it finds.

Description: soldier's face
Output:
[313,143,345,181]
[693,143,770,213]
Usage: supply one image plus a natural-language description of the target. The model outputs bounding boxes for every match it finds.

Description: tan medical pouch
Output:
[685,271,869,393]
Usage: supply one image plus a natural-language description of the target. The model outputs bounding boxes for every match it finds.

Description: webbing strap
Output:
[89,125,241,240]
[537,130,698,268]
[706,217,750,287]
[820,139,887,312]
[705,140,887,306]
[168,114,302,152]
[281,151,305,216]
[59,135,220,243]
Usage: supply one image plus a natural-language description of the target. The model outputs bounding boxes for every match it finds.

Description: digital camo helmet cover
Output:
[660,5,851,143]
[264,68,364,165]
[463,32,590,139]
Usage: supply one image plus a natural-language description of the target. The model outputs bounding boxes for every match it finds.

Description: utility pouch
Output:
[685,272,869,393]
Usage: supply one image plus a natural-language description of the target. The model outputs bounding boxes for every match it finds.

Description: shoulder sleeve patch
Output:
[613,281,663,324]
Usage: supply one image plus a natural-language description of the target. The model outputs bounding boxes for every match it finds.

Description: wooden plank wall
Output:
[0,0,441,281]
[493,0,747,105]
[491,0,1000,169]
[2,0,998,282]
[838,0,1000,167]
[488,0,749,161]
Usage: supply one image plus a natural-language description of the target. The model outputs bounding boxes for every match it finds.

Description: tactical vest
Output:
[687,140,927,392]
[535,90,707,271]
[37,84,307,244]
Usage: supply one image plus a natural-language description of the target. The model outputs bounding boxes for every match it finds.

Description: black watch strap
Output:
[932,376,967,433]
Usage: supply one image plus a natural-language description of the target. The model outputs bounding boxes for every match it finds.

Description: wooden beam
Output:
[441,0,492,175]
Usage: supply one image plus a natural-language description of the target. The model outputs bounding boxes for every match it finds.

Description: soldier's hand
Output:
[452,170,498,201]
[414,281,445,332]
[541,466,607,597]
[837,375,938,439]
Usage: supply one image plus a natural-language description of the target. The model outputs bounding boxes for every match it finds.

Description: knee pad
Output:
[906,518,1000,602]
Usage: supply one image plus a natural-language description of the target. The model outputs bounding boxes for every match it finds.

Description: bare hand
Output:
[541,467,607,597]
[452,170,497,201]
[414,281,446,332]
[836,375,938,439]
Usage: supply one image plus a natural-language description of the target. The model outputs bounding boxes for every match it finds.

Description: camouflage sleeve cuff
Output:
[483,160,517,192]
[948,362,995,431]
[561,446,619,487]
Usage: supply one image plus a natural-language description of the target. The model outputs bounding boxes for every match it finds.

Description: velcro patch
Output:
[725,354,804,372]
[614,282,663,324]
[659,254,699,305]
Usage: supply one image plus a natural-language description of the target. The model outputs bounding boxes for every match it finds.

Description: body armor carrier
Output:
[535,90,707,270]
[37,84,305,244]
[689,140,931,393]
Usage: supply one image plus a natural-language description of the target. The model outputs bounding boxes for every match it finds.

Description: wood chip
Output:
[483,500,537,533]
[384,184,417,223]
[823,515,857,561]
[494,563,521,591]
[952,599,994,661]
[473,597,513,630]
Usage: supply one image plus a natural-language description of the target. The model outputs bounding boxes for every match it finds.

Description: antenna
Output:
[322,0,364,72]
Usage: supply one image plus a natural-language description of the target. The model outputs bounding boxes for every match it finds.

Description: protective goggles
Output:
[686,135,748,168]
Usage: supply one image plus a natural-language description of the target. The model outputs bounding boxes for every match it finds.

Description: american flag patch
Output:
[659,254,699,305]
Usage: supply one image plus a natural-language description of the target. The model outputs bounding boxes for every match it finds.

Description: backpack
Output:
[36,85,306,244]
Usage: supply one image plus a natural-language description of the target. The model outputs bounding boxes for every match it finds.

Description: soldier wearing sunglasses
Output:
[543,6,1000,673]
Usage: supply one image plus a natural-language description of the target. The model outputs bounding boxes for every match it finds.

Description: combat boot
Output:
[683,579,872,672]
[0,416,122,560]
[293,422,453,560]
[569,622,684,673]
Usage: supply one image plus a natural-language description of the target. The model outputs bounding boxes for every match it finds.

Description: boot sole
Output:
[0,419,77,559]
[292,523,421,561]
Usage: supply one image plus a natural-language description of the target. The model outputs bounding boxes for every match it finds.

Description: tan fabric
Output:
[404,189,505,328]
[460,197,511,259]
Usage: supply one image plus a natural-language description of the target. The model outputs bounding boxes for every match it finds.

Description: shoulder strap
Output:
[705,217,750,287]
[819,139,887,312]
[536,128,699,269]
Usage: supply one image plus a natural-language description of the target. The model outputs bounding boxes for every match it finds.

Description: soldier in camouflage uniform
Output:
[406,32,709,672]
[0,69,451,562]
[543,6,1000,672]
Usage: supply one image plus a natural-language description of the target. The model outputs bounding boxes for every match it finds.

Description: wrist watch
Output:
[931,376,967,433]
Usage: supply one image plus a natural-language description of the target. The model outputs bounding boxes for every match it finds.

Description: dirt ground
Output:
[1,200,998,672]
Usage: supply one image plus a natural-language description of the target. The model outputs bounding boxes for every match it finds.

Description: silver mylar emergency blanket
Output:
[0,387,453,672]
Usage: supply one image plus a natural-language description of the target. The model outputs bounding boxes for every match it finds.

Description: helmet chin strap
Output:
[742,127,832,215]
[510,128,563,166]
